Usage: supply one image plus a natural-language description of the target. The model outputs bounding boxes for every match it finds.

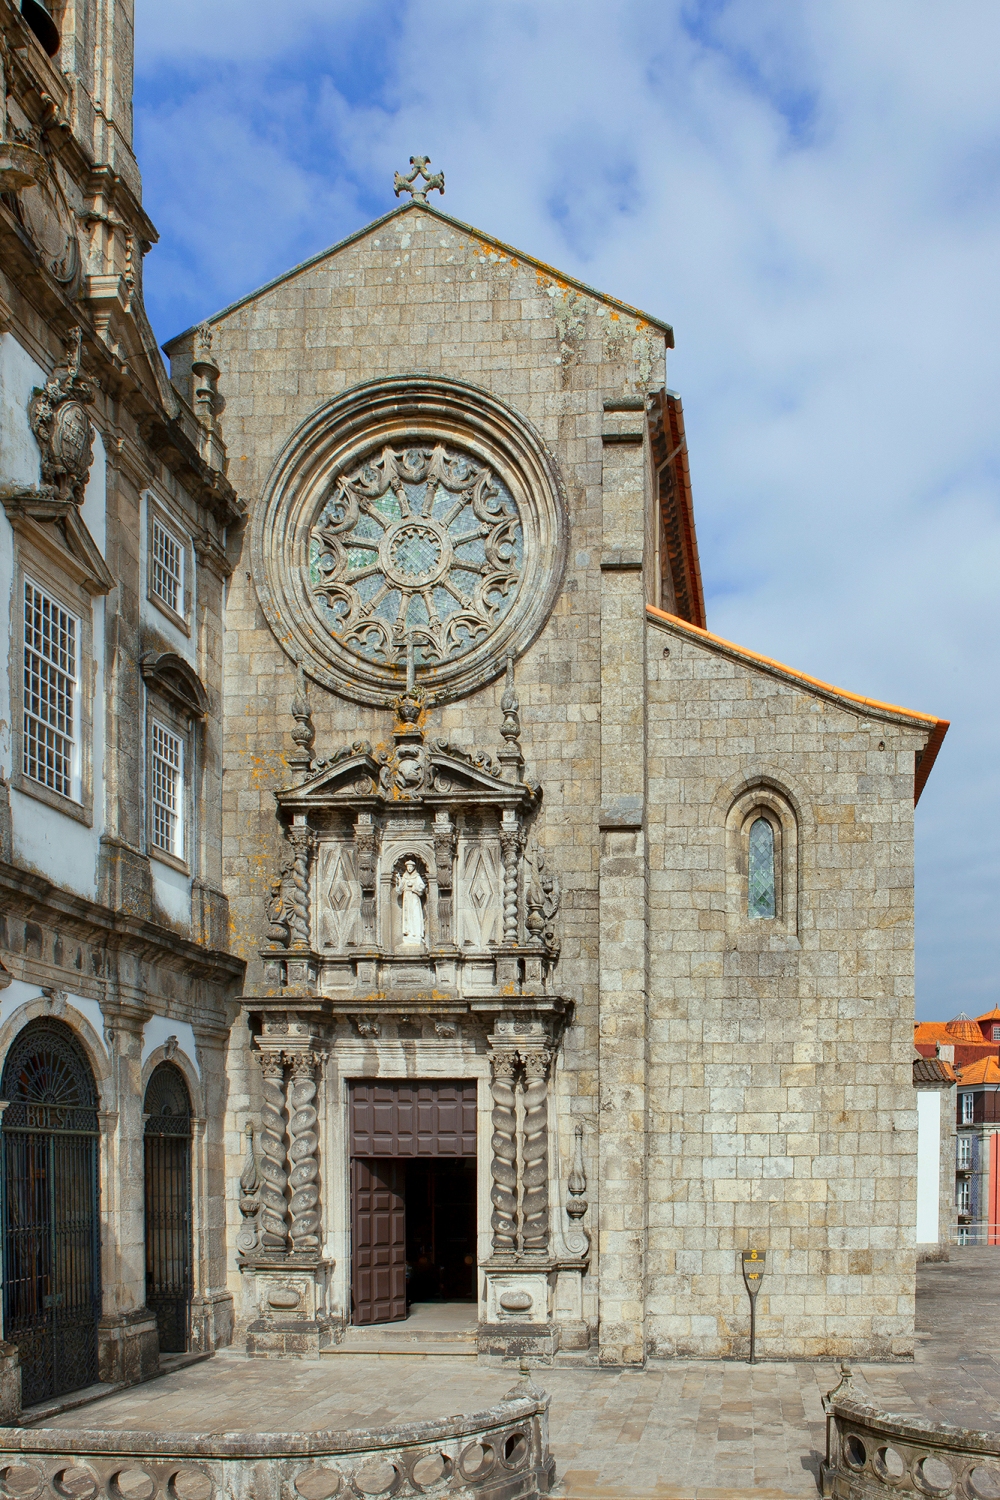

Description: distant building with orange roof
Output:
[914,1010,1000,1069]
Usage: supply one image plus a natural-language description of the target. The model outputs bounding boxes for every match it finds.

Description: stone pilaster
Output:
[97,1004,159,1385]
[597,401,649,1366]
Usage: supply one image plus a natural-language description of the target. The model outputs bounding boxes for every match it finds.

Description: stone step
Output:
[324,1321,478,1358]
[322,1339,478,1358]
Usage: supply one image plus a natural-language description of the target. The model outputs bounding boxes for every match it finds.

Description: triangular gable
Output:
[163,200,674,351]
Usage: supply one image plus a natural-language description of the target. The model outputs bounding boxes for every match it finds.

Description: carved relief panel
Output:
[457,829,503,950]
[316,842,362,951]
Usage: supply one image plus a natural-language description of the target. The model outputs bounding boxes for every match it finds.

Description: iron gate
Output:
[143,1063,192,1353]
[0,1020,101,1407]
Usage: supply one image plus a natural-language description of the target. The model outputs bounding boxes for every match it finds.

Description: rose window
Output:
[309,443,524,668]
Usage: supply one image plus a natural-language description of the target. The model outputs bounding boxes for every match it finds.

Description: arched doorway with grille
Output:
[0,1018,101,1406]
[143,1063,193,1353]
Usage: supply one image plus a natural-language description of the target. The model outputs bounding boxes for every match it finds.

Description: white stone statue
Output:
[395,859,427,945]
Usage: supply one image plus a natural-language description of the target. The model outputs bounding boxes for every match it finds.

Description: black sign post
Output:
[741,1249,766,1364]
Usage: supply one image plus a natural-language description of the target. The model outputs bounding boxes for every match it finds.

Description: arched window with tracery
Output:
[748,817,776,920]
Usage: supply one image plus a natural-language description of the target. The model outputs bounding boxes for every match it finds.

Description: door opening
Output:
[405,1159,476,1303]
[0,1019,101,1407]
[143,1063,193,1353]
[348,1080,478,1327]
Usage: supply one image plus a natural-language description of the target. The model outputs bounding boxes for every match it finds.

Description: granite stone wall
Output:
[189,202,933,1359]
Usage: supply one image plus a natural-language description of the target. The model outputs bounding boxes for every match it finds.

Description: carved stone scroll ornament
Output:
[520,1049,551,1255]
[526,845,561,954]
[28,327,95,504]
[256,1053,289,1252]
[490,1054,519,1254]
[236,1122,262,1254]
[265,847,295,948]
[286,1052,322,1253]
[564,1122,590,1257]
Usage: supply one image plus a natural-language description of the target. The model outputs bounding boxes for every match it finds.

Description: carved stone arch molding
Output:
[140,1043,204,1118]
[251,376,569,706]
[0,995,114,1113]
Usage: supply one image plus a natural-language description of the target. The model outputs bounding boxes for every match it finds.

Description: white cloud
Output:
[134,0,1000,1017]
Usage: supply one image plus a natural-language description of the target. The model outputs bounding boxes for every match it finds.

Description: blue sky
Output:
[133,0,1000,1021]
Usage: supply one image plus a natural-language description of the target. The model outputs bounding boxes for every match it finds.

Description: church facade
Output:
[0,0,948,1410]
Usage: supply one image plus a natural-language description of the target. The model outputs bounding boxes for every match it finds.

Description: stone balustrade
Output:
[0,1391,553,1500]
[823,1376,1000,1500]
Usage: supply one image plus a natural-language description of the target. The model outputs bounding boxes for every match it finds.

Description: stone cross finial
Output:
[394,155,445,204]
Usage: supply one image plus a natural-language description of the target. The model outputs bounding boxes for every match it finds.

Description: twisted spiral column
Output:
[287,827,313,949]
[500,827,522,945]
[287,1052,322,1253]
[257,1053,289,1251]
[521,1049,551,1255]
[490,1053,518,1253]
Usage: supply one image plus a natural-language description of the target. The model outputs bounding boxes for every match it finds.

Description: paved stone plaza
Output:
[23,1250,1000,1500]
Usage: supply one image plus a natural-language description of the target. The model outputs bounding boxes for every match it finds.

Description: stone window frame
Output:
[144,687,196,877]
[145,493,193,636]
[725,782,799,943]
[8,538,96,828]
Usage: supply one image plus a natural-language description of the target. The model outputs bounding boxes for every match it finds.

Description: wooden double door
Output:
[350,1080,477,1326]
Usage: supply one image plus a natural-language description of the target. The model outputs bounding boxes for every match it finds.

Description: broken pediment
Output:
[277,734,538,812]
[0,486,115,596]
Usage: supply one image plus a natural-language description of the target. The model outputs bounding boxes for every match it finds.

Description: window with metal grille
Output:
[961,1093,975,1124]
[23,580,79,800]
[151,518,184,615]
[958,1137,972,1169]
[992,1025,1000,1041]
[150,721,183,858]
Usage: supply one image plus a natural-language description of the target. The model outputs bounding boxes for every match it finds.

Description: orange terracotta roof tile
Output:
[977,1007,1000,1022]
[946,1015,985,1042]
[955,1057,1000,1086]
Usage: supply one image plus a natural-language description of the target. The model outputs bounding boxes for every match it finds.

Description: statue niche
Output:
[394,857,428,949]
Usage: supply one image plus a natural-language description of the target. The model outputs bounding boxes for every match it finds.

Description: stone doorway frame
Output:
[325,1038,493,1334]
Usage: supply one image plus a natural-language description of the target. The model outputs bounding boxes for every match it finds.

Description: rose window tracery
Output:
[310,444,523,669]
[252,377,567,707]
